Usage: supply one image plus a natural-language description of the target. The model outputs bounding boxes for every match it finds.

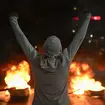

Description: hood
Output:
[40,36,63,72]
[43,36,62,57]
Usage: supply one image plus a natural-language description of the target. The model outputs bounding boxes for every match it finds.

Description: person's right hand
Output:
[9,12,19,21]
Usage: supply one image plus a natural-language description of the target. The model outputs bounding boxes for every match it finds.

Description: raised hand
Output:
[9,12,19,21]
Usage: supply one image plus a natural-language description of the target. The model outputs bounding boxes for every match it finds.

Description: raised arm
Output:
[9,13,38,62]
[67,13,91,61]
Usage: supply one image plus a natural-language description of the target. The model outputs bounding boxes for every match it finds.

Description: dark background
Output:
[0,0,105,66]
[0,0,75,63]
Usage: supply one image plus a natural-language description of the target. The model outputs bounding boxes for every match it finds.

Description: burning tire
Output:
[8,88,29,102]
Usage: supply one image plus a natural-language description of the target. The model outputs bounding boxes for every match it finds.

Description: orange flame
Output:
[69,62,105,95]
[4,61,30,89]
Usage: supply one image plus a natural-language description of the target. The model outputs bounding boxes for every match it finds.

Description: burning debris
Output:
[3,60,105,96]
[4,60,31,90]
[86,90,104,97]
[0,61,31,102]
[8,88,29,102]
[69,62,105,95]
[0,60,105,105]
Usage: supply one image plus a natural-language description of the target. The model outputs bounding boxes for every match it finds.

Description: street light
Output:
[90,34,93,38]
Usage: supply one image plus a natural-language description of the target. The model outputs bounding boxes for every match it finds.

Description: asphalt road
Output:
[0,89,105,105]
[0,89,34,105]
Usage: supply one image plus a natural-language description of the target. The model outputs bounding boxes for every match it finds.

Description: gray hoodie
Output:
[9,13,91,105]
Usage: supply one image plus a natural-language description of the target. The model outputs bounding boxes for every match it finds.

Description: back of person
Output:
[32,51,70,105]
[9,12,91,105]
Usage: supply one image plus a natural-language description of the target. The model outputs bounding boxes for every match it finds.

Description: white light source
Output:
[74,7,77,10]
[88,40,92,43]
[90,34,93,38]
[72,29,75,33]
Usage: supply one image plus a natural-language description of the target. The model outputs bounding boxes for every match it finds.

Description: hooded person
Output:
[9,12,91,105]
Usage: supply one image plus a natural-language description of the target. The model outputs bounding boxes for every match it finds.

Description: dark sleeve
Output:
[9,17,38,62]
[66,13,91,61]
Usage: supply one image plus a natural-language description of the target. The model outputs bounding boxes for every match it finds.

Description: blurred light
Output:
[100,48,105,52]
[72,16,101,21]
[99,52,103,56]
[100,36,104,40]
[74,7,77,10]
[35,45,37,49]
[88,40,92,43]
[91,16,101,20]
[72,17,79,20]
[90,34,93,38]
[72,29,75,33]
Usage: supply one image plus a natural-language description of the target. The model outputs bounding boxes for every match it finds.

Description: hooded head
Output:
[43,36,62,57]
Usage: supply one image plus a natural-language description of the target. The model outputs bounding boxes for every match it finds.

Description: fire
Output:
[4,60,30,89]
[69,62,105,95]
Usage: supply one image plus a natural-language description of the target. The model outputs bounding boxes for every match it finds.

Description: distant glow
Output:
[100,36,104,40]
[91,16,101,20]
[72,17,79,20]
[72,16,101,21]
[90,34,93,38]
[72,29,75,33]
[35,45,37,49]
[88,40,92,43]
[99,52,103,56]
[100,48,105,52]
[74,7,77,10]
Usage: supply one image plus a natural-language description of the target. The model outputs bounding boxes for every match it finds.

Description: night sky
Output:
[0,0,74,63]
[0,0,105,63]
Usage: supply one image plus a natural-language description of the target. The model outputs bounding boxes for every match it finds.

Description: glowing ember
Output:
[4,61,30,89]
[69,62,105,95]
